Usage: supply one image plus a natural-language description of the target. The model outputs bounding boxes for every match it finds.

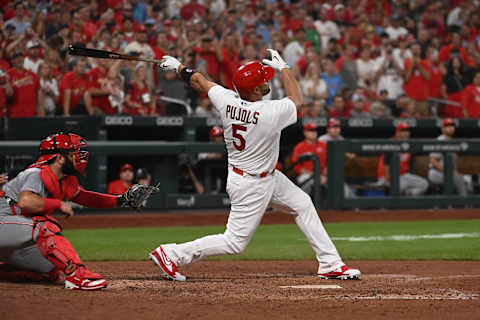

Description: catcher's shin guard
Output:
[36,221,83,275]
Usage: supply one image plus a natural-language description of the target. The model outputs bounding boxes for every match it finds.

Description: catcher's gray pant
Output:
[0,213,55,273]
[378,173,429,196]
[163,169,345,274]
[428,169,467,196]
[296,173,356,198]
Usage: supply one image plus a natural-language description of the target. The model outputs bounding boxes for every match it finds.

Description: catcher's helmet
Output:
[36,133,74,164]
[69,133,89,176]
[232,61,274,97]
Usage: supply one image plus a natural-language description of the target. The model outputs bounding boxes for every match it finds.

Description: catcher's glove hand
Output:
[118,183,160,210]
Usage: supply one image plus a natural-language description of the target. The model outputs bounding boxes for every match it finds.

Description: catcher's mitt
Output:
[119,183,160,210]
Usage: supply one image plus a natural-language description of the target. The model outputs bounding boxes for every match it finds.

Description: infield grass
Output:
[64,219,480,261]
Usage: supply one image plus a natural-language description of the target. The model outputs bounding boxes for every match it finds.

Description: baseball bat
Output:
[67,44,161,64]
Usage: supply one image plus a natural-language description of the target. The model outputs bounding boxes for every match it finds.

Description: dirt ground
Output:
[2,209,480,320]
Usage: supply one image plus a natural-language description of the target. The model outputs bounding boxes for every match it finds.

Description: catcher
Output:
[0,132,158,290]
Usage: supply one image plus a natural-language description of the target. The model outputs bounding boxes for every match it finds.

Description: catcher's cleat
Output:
[64,266,107,290]
[150,246,186,281]
[318,265,361,280]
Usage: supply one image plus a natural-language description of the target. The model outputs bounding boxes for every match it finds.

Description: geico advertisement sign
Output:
[105,116,133,126]
[156,117,184,126]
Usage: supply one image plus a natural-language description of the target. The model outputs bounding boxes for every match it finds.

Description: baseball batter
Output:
[150,49,360,281]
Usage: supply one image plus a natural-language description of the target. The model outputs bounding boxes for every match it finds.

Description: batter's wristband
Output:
[43,198,62,212]
[180,68,197,84]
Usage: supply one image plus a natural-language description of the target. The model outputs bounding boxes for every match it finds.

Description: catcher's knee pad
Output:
[36,221,83,274]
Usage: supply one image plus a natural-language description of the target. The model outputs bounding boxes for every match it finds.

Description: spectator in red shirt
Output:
[77,5,98,43]
[180,0,207,21]
[217,32,241,90]
[426,46,445,100]
[152,32,168,61]
[107,163,134,195]
[328,95,351,118]
[6,51,44,118]
[125,63,156,115]
[438,32,472,66]
[59,57,93,116]
[403,42,431,117]
[292,122,327,195]
[121,17,136,44]
[461,70,480,118]
[194,38,220,82]
[84,59,118,115]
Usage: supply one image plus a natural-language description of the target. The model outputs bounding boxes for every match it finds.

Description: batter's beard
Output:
[261,86,271,96]
[61,158,77,175]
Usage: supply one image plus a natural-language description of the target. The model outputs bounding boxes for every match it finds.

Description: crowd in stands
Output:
[1,0,480,118]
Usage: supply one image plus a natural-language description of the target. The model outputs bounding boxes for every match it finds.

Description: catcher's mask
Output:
[69,133,89,176]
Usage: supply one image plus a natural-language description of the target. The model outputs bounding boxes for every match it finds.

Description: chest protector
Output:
[39,166,80,200]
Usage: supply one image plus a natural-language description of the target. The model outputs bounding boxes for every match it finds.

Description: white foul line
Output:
[330,232,480,242]
[279,285,342,289]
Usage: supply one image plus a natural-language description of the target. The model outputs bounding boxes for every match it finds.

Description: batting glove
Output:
[262,49,289,71]
[159,55,182,72]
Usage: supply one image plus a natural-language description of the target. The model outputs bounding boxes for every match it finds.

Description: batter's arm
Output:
[280,68,304,109]
[158,56,217,95]
[178,65,217,95]
[263,49,303,108]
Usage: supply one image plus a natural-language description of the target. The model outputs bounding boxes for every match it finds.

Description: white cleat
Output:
[150,246,186,282]
[318,265,361,280]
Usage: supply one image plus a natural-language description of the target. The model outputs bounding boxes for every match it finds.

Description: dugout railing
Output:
[0,141,327,210]
[2,139,479,211]
[326,139,480,209]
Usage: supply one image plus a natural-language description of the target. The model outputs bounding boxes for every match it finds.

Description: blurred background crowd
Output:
[1,0,480,119]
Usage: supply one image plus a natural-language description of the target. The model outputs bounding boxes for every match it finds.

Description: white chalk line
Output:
[407,274,480,281]
[279,285,342,289]
[328,232,480,242]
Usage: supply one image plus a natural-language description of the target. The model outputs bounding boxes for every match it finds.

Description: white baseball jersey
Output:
[208,85,297,175]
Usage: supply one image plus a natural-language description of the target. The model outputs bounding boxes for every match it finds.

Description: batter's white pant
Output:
[428,169,467,196]
[163,169,345,274]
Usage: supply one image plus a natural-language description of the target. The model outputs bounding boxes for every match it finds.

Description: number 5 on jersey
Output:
[232,124,247,151]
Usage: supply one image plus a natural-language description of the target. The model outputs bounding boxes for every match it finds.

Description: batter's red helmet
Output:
[69,133,89,176]
[233,61,274,97]
[209,126,224,137]
[36,133,75,164]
